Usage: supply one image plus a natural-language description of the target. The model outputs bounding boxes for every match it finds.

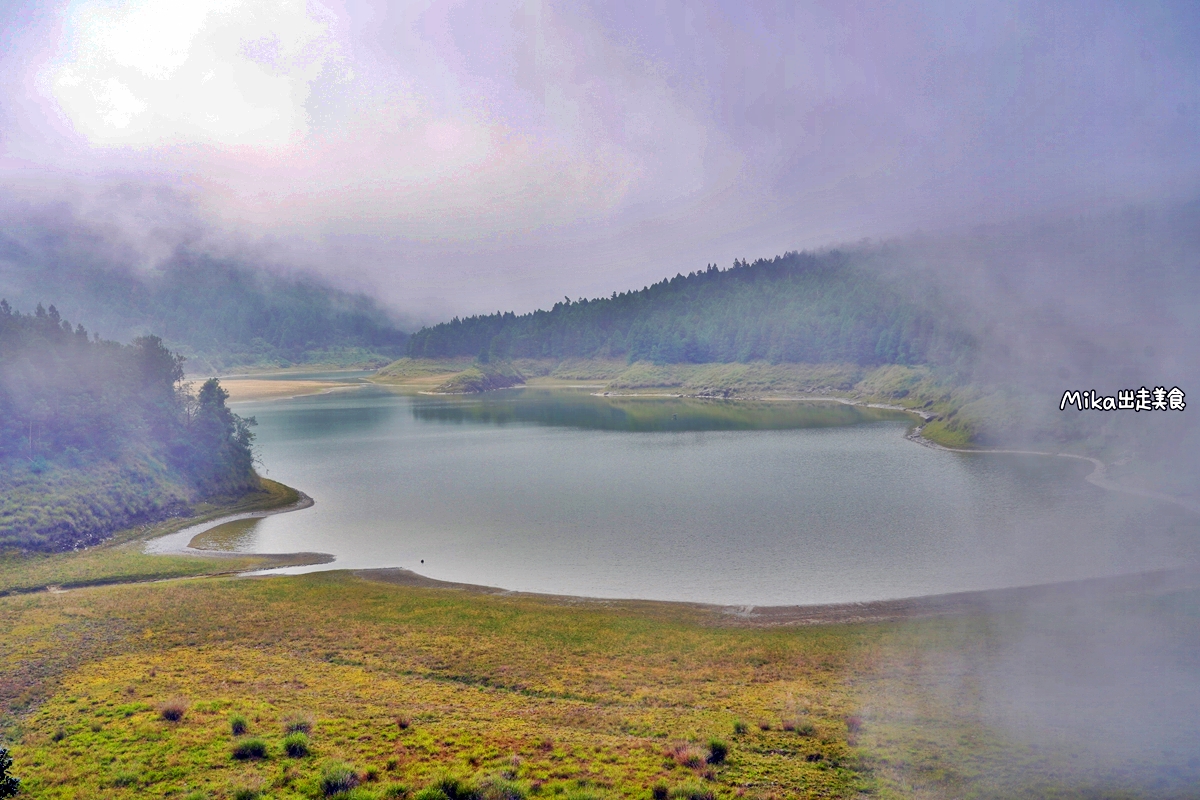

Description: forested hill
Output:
[0,238,407,371]
[407,251,974,369]
[0,301,259,551]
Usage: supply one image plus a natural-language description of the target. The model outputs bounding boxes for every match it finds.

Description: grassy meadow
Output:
[3,559,1198,799]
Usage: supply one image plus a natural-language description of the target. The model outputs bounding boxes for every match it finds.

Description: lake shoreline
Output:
[351,564,1200,627]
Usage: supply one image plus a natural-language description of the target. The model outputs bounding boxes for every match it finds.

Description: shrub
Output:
[417,774,477,800]
[732,720,747,736]
[396,716,411,730]
[283,732,310,758]
[478,776,525,800]
[780,719,796,732]
[383,784,410,798]
[705,738,728,765]
[234,788,261,800]
[320,762,360,796]
[230,714,249,735]
[0,745,16,799]
[667,782,714,800]
[283,712,314,734]
[231,738,269,760]
[844,715,863,734]
[158,697,189,721]
[795,722,816,737]
[51,727,66,742]
[757,721,771,731]
[652,782,669,800]
[666,742,707,769]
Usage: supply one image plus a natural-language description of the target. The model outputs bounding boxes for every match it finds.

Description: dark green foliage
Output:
[320,761,359,795]
[415,775,478,800]
[705,738,728,764]
[230,714,248,736]
[0,303,258,550]
[667,782,714,800]
[732,720,747,736]
[234,788,261,800]
[0,744,19,798]
[231,737,269,760]
[408,252,973,368]
[283,732,310,757]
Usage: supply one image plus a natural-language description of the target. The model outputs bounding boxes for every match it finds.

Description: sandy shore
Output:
[216,379,363,402]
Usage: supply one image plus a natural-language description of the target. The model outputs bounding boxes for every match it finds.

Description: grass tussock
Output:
[231,737,269,760]
[283,732,310,758]
[283,712,315,734]
[158,696,189,721]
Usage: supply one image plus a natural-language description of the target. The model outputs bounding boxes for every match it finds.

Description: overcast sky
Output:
[1,0,1198,320]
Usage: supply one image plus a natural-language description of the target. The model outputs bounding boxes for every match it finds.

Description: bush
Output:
[230,714,249,736]
[283,712,314,734]
[666,742,706,769]
[667,783,714,800]
[283,732,310,758]
[794,722,816,737]
[0,745,16,799]
[478,776,525,800]
[844,715,863,734]
[158,697,189,721]
[705,738,728,765]
[231,738,269,760]
[416,775,477,800]
[320,762,360,796]
[732,720,747,736]
[383,784,410,798]
[652,783,669,800]
[234,789,260,800]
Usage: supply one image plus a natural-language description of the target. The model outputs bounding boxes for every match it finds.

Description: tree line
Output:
[407,251,976,369]
[0,300,258,550]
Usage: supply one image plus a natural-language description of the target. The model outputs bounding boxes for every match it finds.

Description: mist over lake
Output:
[190,386,1200,606]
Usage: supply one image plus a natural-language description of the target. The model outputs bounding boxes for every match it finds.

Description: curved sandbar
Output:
[144,489,333,564]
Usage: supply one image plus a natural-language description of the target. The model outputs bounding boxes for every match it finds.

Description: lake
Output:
[171,384,1200,606]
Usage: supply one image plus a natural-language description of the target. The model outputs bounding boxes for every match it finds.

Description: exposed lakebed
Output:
[164,384,1200,606]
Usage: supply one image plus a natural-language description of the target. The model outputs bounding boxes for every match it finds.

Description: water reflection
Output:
[409,388,912,432]
[188,517,262,551]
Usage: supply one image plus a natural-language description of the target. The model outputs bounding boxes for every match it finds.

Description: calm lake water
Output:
[191,385,1200,606]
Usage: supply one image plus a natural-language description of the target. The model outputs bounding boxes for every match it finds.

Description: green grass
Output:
[2,569,1197,798]
[0,479,315,596]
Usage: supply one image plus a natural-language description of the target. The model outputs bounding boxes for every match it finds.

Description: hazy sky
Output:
[1,0,1198,320]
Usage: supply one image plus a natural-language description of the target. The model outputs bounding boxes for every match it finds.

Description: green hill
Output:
[0,301,261,551]
[407,251,975,370]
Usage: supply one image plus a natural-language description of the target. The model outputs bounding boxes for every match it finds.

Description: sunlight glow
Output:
[46,0,341,148]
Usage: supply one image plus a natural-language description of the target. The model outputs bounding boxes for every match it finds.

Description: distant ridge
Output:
[407,251,974,371]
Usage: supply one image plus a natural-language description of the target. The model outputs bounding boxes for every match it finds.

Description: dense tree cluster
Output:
[0,301,258,550]
[408,251,975,368]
